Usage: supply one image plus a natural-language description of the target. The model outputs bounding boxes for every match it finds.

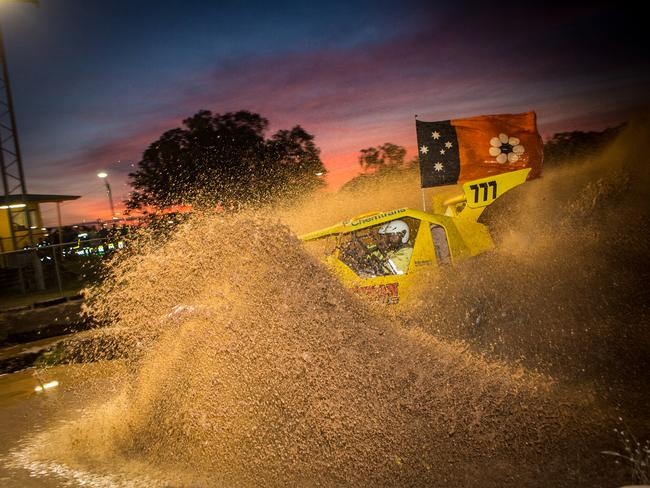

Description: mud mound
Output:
[406,117,650,418]
[25,215,612,487]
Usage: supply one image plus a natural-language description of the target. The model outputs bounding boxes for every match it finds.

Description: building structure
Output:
[0,193,79,253]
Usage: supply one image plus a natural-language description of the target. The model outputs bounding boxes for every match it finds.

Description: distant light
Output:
[40,227,47,231]
[35,380,59,393]
[6,203,27,209]
[97,172,108,178]
[30,226,37,229]
[315,172,324,176]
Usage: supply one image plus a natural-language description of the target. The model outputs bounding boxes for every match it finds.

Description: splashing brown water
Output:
[8,118,650,487]
[404,117,650,413]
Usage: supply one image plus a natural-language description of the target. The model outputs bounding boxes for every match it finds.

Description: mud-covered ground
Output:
[0,120,648,487]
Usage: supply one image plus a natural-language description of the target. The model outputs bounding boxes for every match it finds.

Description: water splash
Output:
[6,117,650,487]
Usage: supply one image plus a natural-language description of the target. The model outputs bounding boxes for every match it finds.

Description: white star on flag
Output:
[440,149,445,155]
[434,162,444,172]
[420,145,429,154]
[432,131,440,140]
[445,141,453,149]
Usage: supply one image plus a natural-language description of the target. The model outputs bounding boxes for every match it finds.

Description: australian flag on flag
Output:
[416,119,460,187]
[416,112,543,188]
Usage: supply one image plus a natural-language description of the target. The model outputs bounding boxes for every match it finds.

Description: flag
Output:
[416,111,543,188]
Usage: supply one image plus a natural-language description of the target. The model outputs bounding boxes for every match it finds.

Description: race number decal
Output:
[462,169,531,209]
[468,181,497,204]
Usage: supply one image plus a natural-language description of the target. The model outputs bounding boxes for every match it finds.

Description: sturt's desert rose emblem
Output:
[489,133,525,163]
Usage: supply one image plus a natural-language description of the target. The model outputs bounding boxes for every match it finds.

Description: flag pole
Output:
[415,114,426,211]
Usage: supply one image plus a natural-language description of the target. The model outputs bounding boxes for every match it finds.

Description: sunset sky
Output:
[1,1,647,225]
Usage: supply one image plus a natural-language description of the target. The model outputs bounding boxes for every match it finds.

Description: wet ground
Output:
[0,363,125,487]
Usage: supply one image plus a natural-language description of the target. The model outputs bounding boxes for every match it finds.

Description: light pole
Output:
[97,171,115,219]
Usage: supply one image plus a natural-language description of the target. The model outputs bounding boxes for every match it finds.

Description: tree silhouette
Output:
[543,125,624,166]
[126,110,326,211]
[358,142,407,170]
[341,142,414,192]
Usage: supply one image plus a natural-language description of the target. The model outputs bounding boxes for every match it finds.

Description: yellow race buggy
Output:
[300,169,531,304]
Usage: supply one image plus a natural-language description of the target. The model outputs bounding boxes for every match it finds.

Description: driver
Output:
[377,220,413,275]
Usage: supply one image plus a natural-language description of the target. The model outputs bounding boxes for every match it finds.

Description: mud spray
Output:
[4,119,649,487]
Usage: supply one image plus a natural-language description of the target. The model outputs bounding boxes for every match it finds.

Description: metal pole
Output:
[103,178,115,219]
[415,114,426,212]
[56,201,63,245]
[52,245,62,293]
[16,252,24,292]
[32,248,44,290]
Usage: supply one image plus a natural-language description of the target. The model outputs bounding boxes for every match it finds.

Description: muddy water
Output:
[0,363,130,487]
[0,120,648,487]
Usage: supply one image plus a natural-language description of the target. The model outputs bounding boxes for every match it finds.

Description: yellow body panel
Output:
[300,169,532,304]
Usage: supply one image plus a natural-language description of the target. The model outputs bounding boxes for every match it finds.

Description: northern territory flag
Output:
[416,111,543,188]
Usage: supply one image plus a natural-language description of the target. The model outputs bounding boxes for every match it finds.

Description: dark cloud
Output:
[11,1,647,224]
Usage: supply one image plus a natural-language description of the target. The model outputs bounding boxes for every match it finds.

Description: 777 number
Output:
[469,181,497,203]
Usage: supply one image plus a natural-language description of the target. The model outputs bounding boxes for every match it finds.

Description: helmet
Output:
[378,219,409,244]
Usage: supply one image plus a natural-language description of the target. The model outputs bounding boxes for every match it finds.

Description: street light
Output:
[97,171,115,219]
